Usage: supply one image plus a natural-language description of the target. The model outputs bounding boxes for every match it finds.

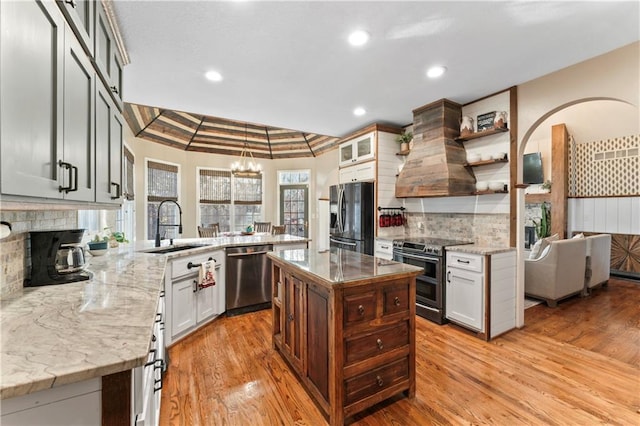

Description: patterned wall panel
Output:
[571,134,639,197]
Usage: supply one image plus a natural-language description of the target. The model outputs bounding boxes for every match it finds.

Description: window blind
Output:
[123,147,135,200]
[199,169,231,204]
[234,175,262,205]
[147,161,178,202]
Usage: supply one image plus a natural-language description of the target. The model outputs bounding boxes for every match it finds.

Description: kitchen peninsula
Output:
[0,233,308,425]
[268,248,422,426]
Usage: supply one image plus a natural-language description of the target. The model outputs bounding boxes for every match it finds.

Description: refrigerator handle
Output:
[338,187,344,233]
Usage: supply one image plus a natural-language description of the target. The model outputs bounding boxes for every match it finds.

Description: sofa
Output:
[525,238,588,307]
[584,234,612,292]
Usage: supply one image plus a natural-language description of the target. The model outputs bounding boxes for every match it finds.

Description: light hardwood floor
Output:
[160,278,639,425]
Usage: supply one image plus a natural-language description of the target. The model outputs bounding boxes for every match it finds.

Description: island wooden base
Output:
[270,257,418,425]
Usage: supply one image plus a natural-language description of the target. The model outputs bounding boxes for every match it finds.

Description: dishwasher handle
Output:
[227,250,270,257]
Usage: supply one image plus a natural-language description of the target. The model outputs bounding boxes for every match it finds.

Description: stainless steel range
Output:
[392,237,471,324]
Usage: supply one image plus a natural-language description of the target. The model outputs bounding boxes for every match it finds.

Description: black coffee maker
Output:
[26,229,93,286]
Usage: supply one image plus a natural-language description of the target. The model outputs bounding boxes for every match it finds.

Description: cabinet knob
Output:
[376,375,384,387]
[376,338,383,350]
[357,305,365,315]
[64,0,77,8]
[288,314,294,322]
[394,296,400,306]
[110,85,119,94]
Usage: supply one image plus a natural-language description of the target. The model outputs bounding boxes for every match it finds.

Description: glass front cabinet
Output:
[338,132,375,167]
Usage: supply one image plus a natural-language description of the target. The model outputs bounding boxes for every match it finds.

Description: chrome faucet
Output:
[155,200,183,247]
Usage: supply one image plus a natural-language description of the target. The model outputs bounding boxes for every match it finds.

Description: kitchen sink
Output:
[139,244,207,254]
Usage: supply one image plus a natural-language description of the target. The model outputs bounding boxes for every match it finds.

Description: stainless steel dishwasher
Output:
[225,244,273,315]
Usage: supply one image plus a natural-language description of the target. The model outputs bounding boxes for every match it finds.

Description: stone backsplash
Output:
[404,212,510,247]
[0,210,78,297]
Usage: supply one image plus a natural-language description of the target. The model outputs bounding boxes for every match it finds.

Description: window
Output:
[198,168,262,233]
[119,145,135,242]
[278,170,310,237]
[147,160,180,240]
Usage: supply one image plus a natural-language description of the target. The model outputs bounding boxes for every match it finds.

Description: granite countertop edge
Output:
[447,244,515,255]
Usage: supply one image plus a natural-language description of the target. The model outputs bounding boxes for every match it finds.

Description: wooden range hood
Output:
[395,99,476,198]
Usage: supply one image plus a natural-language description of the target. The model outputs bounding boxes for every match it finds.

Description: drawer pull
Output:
[457,259,471,264]
[376,338,383,350]
[376,375,384,387]
[64,0,77,8]
[358,305,365,315]
[394,296,400,306]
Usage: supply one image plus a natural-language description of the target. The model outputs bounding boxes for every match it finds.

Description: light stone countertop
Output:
[446,244,515,255]
[0,234,309,400]
[268,248,423,287]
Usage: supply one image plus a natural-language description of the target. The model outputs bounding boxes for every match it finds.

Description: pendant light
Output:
[231,123,262,177]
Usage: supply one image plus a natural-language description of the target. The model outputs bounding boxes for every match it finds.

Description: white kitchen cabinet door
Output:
[446,266,484,331]
[338,133,375,167]
[196,282,217,323]
[339,161,375,184]
[171,277,197,338]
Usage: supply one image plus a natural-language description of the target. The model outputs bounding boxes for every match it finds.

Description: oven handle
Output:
[393,251,439,262]
[416,302,440,313]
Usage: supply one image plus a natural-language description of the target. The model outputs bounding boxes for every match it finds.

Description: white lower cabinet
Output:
[374,238,393,260]
[167,250,225,344]
[446,261,484,331]
[446,250,516,340]
[1,379,101,426]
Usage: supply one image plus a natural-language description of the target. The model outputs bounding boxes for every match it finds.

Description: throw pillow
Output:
[572,233,584,239]
[545,233,559,243]
[539,244,551,258]
[529,239,544,259]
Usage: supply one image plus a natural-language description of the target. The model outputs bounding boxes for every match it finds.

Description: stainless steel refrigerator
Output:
[329,182,375,255]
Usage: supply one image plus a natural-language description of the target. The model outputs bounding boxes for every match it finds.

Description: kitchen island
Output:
[0,233,308,425]
[268,248,422,426]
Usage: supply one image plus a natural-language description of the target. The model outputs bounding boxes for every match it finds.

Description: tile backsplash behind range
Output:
[404,212,510,247]
[0,210,78,297]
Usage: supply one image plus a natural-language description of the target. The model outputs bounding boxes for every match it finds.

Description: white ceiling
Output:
[113,1,639,139]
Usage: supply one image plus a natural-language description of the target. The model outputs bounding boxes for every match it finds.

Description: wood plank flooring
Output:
[160,278,639,425]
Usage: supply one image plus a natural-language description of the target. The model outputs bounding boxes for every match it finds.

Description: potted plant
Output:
[532,202,551,239]
[541,180,552,193]
[87,234,109,255]
[396,131,413,152]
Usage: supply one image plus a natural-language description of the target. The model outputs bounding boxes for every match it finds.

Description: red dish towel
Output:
[199,260,216,289]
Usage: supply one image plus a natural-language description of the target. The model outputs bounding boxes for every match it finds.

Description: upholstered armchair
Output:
[585,234,611,292]
[525,238,588,307]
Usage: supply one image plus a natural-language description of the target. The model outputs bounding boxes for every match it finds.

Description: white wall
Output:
[569,197,640,236]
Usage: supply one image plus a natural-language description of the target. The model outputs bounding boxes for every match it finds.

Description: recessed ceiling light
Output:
[348,30,370,47]
[205,70,223,82]
[426,65,447,79]
[353,107,366,116]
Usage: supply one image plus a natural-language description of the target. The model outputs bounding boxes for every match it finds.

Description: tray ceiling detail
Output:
[123,103,341,159]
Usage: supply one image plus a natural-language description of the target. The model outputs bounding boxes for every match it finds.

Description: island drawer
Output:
[343,292,376,325]
[382,284,410,316]
[344,321,409,365]
[344,357,409,405]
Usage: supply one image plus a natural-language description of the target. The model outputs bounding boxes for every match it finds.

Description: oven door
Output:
[393,250,442,308]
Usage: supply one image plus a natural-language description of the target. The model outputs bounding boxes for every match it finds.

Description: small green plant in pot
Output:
[532,202,551,239]
[88,234,108,251]
[396,131,413,152]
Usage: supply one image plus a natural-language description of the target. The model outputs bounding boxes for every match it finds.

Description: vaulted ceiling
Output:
[123,103,340,158]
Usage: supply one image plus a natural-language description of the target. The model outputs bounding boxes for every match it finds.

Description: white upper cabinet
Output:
[338,132,375,168]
